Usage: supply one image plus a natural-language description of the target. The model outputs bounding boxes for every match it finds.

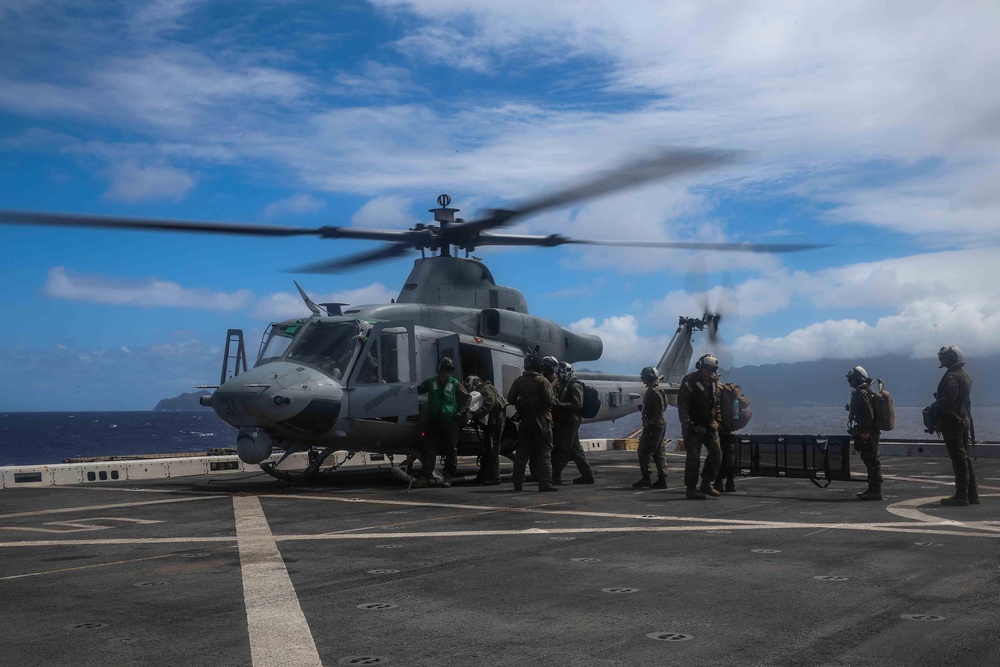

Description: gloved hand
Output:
[454,411,469,428]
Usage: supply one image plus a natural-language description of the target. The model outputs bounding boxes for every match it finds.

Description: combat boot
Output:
[632,475,652,488]
[441,474,452,489]
[538,485,559,492]
[685,486,706,500]
[858,485,882,501]
[651,475,667,489]
[411,476,430,489]
[712,479,725,494]
[572,476,595,484]
[512,482,523,492]
[725,478,736,493]
[940,494,969,507]
[552,474,562,486]
[699,480,721,498]
[969,492,981,505]
[856,485,871,498]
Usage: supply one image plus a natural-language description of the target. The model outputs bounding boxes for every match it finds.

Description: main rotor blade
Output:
[476,232,827,253]
[459,147,742,235]
[0,209,414,242]
[292,243,415,273]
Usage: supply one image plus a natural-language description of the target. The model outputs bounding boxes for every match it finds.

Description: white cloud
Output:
[252,283,398,320]
[732,296,1000,364]
[103,162,196,202]
[263,193,326,218]
[333,61,421,97]
[43,267,253,311]
[351,195,421,230]
[568,315,669,367]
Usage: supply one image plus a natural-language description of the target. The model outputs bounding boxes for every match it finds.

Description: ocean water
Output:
[1,406,997,467]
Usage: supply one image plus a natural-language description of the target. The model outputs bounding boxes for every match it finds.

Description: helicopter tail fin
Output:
[655,317,701,385]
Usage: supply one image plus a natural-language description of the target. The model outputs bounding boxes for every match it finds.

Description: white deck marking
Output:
[0,495,222,519]
[234,495,322,667]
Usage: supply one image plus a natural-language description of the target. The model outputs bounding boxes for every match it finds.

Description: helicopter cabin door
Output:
[435,333,462,379]
[345,321,418,420]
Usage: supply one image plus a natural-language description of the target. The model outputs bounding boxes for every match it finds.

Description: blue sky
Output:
[2,0,999,410]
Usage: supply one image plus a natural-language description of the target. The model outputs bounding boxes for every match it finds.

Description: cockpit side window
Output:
[257,322,301,366]
[283,321,363,379]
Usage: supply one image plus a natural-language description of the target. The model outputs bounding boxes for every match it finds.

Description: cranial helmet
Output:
[846,365,869,387]
[640,366,658,384]
[438,356,455,372]
[557,361,574,381]
[695,354,719,372]
[938,345,964,368]
[525,351,544,370]
[465,375,483,391]
[542,355,559,370]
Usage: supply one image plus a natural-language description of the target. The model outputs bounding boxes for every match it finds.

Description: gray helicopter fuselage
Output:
[343,256,603,363]
[207,308,701,467]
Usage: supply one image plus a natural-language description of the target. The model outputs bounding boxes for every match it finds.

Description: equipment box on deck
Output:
[735,434,854,486]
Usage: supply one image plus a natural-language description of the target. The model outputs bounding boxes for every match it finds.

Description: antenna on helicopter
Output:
[428,194,459,258]
[294,280,322,316]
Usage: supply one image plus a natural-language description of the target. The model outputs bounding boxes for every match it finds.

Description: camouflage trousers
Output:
[636,422,667,478]
[853,430,882,485]
[684,428,721,488]
[512,422,554,488]
[714,432,737,485]
[475,412,505,482]
[942,424,977,499]
[553,419,594,482]
[418,419,459,478]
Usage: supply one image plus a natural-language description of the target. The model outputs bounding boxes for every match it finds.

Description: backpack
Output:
[869,379,895,431]
[720,383,752,432]
[580,381,601,419]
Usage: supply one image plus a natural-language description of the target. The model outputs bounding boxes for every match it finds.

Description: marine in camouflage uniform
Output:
[412,357,470,488]
[633,366,668,489]
[678,354,723,499]
[467,376,505,485]
[507,353,557,492]
[847,365,882,501]
[933,346,978,506]
[552,362,595,485]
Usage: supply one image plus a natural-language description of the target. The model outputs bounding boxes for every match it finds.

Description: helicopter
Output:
[0,148,822,481]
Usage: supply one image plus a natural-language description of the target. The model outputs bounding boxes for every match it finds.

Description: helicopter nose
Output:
[206,361,343,435]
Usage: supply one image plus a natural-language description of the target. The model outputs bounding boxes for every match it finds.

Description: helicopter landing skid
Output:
[259,448,355,482]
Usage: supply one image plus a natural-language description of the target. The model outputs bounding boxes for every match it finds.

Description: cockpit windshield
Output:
[257,321,302,366]
[283,320,364,380]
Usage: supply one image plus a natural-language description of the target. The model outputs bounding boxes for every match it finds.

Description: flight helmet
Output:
[557,361,574,381]
[938,345,964,368]
[438,356,455,373]
[640,366,658,385]
[465,375,483,391]
[695,354,719,372]
[846,365,869,387]
[541,355,559,376]
[525,351,544,370]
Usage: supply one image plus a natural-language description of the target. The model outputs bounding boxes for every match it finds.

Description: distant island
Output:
[153,390,211,411]
[151,354,1000,410]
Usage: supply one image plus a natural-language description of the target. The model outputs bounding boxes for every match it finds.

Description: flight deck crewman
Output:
[932,346,978,507]
[413,357,470,489]
[552,361,595,486]
[467,375,505,486]
[633,366,668,489]
[508,352,557,492]
[678,354,723,500]
[847,365,883,501]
